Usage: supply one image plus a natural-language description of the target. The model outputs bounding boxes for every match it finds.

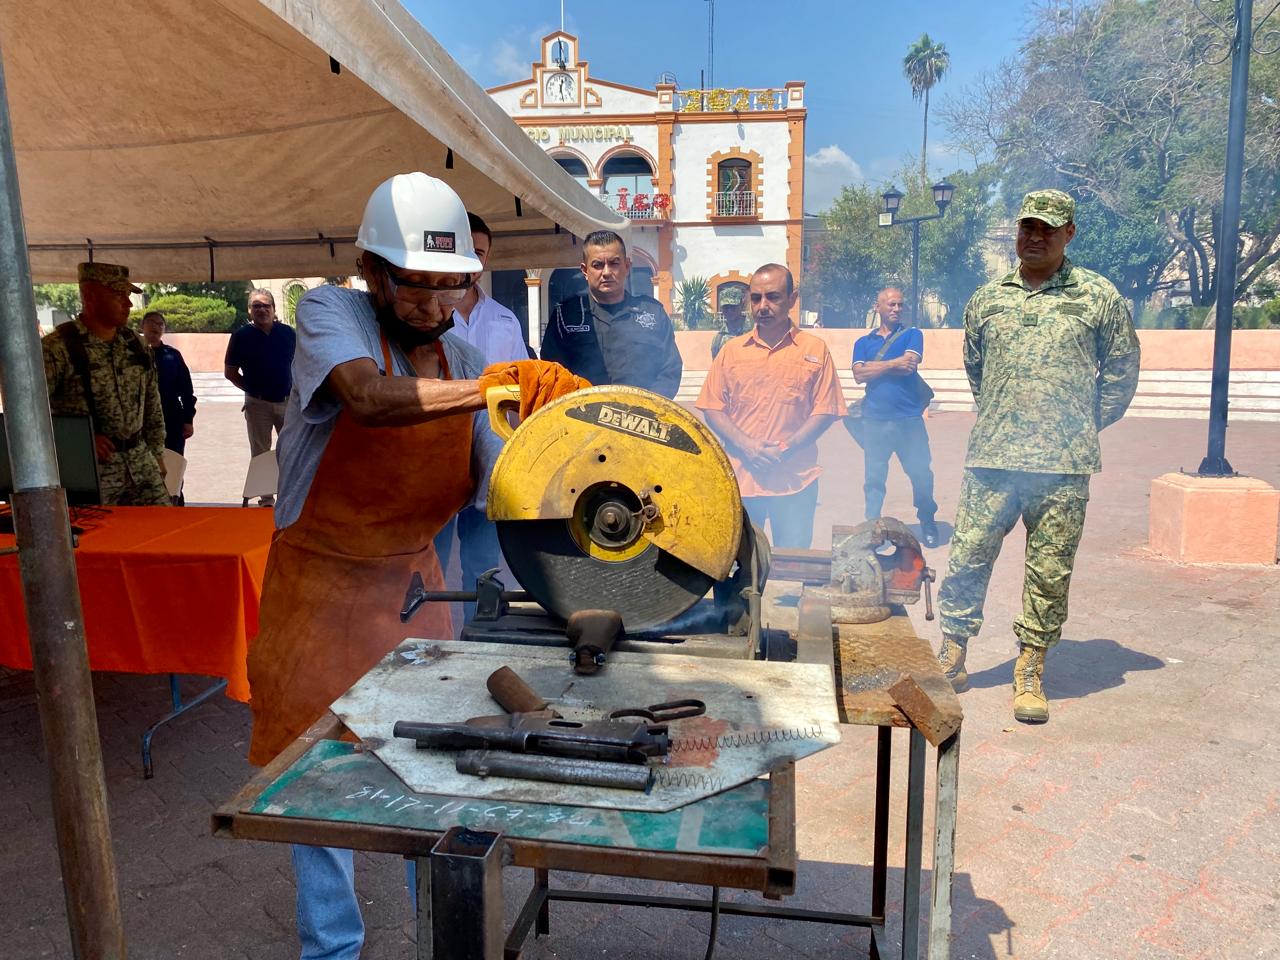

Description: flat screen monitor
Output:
[0,412,101,506]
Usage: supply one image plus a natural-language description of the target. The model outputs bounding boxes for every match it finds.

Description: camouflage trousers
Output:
[937,468,1090,649]
[100,447,170,507]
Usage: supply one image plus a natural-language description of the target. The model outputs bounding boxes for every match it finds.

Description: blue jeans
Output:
[742,481,820,549]
[860,416,938,523]
[433,505,502,622]
[292,845,363,960]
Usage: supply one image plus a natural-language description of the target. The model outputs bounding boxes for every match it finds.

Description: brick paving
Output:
[3,404,1279,959]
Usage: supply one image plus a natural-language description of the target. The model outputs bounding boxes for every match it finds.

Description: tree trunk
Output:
[921,88,930,182]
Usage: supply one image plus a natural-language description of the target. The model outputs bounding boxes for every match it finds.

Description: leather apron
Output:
[247,335,473,765]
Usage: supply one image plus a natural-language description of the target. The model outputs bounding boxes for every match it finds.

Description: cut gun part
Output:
[456,750,654,792]
[392,715,669,764]
[486,666,556,716]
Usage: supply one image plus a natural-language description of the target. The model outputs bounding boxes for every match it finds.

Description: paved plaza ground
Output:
[2,402,1279,959]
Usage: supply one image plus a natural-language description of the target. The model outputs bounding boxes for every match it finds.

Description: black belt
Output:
[108,432,144,452]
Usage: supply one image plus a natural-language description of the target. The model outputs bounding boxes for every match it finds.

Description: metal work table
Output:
[214,580,961,960]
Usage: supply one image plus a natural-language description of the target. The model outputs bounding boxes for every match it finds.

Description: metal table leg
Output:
[426,827,506,960]
[928,731,960,960]
[901,729,926,960]
[870,726,892,960]
[140,674,228,778]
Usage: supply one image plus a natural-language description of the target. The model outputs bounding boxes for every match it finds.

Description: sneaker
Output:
[920,518,940,548]
[936,634,969,692]
[1013,644,1049,723]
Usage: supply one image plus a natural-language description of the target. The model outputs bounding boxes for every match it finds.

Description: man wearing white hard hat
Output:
[245,172,587,960]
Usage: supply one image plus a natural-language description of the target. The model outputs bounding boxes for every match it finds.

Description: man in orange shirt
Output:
[696,263,844,548]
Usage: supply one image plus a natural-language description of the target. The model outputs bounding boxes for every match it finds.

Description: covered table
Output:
[0,506,275,773]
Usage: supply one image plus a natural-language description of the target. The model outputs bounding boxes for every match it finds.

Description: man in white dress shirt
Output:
[434,212,532,619]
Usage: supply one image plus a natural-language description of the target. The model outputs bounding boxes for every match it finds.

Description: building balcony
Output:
[605,189,672,221]
[714,191,757,218]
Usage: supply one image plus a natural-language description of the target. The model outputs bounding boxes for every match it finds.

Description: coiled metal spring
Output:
[668,724,825,754]
[652,770,727,791]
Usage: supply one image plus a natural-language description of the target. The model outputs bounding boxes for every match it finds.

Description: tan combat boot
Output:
[937,634,969,692]
[1012,644,1049,723]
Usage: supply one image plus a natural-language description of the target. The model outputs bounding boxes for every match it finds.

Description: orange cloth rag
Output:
[477,360,592,420]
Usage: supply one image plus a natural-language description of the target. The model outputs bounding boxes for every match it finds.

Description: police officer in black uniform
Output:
[541,230,683,398]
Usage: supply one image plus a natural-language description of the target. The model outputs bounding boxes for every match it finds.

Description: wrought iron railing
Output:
[714,191,756,217]
[605,190,672,220]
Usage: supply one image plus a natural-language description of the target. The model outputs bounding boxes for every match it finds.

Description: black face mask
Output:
[373,301,454,348]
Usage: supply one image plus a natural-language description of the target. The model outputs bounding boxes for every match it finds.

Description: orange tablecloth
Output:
[0,507,276,701]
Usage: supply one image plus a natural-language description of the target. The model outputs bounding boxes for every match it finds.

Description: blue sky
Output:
[403,1,1033,210]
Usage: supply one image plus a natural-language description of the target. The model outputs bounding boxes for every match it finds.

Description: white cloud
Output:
[490,39,529,82]
[804,145,866,212]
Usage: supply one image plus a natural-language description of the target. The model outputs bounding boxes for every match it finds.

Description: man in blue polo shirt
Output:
[225,288,296,505]
[852,287,939,546]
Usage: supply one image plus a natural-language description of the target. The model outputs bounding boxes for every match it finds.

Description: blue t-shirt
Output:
[274,286,503,530]
[852,325,926,420]
[225,322,296,403]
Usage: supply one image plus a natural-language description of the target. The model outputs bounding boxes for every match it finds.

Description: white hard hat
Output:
[355,172,483,273]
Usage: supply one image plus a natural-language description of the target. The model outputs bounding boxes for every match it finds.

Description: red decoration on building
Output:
[615,187,629,211]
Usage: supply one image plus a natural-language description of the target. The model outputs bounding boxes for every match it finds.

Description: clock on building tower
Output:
[544,71,576,104]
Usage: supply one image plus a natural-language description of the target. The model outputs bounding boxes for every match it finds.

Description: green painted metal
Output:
[252,741,771,855]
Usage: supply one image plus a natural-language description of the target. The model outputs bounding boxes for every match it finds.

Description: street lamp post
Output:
[878,181,955,326]
[1193,0,1280,475]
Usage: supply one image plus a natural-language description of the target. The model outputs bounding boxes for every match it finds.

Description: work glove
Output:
[477,360,591,421]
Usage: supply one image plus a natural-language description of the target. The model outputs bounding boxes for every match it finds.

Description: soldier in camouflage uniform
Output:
[936,190,1140,723]
[42,262,169,506]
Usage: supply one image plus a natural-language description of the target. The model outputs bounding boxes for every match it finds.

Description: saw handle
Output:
[485,384,521,441]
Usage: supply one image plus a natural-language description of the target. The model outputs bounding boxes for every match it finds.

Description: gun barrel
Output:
[456,751,653,791]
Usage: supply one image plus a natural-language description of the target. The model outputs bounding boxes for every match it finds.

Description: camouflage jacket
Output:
[42,320,166,458]
[962,258,1140,474]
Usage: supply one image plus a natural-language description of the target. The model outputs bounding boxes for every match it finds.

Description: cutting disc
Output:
[497,518,715,631]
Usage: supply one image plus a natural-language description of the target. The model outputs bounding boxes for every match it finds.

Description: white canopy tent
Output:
[0,0,628,281]
[0,5,629,955]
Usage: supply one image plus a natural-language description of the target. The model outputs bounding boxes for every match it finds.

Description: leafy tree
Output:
[675,276,712,329]
[129,294,236,333]
[903,33,951,181]
[807,164,997,327]
[142,281,251,326]
[33,283,81,317]
[943,0,1280,310]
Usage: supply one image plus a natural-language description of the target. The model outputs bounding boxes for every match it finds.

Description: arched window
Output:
[716,158,755,217]
[553,155,590,191]
[601,152,655,218]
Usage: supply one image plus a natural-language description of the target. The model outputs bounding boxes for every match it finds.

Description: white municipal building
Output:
[484,31,807,340]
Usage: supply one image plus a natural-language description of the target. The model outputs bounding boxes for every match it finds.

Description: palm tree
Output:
[675,276,712,330]
[903,34,951,182]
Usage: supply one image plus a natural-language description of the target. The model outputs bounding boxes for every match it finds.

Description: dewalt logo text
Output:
[597,405,672,442]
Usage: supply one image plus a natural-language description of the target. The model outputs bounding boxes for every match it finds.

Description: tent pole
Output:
[0,50,127,960]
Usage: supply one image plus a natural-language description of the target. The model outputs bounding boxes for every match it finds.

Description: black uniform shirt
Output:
[540,292,683,399]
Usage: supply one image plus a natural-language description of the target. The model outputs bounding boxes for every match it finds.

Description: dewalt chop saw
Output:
[400,385,772,662]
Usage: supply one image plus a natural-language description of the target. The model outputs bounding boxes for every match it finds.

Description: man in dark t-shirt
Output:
[224,288,296,503]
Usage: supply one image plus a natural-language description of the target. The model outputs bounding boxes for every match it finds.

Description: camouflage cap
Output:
[1017,189,1075,228]
[77,261,142,293]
